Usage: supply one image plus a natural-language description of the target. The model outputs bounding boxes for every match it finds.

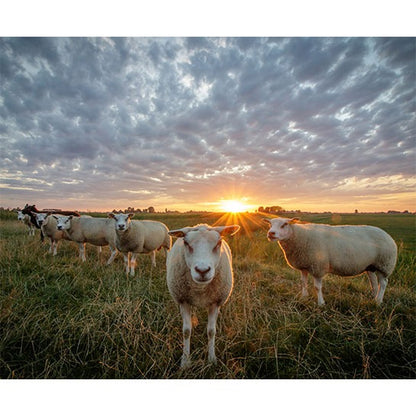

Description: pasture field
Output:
[0,211,415,378]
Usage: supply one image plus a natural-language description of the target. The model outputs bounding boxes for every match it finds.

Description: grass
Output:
[0,212,415,378]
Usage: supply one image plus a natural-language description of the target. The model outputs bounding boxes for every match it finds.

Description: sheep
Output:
[108,213,171,276]
[34,213,69,256]
[54,215,118,264]
[22,204,81,242]
[263,217,398,306]
[167,223,240,368]
[17,210,35,236]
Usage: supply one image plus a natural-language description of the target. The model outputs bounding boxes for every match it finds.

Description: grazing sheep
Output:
[108,213,171,276]
[263,217,398,305]
[167,223,240,368]
[34,213,69,256]
[17,211,35,236]
[54,215,118,264]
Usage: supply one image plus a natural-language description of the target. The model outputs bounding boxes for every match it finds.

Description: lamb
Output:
[167,223,240,368]
[34,213,69,256]
[263,217,398,305]
[54,215,118,264]
[108,213,171,276]
[17,211,35,236]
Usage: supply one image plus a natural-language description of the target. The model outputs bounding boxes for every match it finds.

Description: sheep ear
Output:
[68,215,73,220]
[108,213,115,219]
[168,229,186,238]
[52,215,59,220]
[262,218,272,224]
[213,225,241,236]
[128,213,135,219]
[289,217,299,224]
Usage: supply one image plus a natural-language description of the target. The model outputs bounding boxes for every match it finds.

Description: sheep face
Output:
[34,213,48,227]
[17,211,25,221]
[108,213,134,232]
[54,215,73,231]
[263,217,298,241]
[169,224,240,285]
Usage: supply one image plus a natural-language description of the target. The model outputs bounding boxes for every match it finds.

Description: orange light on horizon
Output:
[219,199,252,213]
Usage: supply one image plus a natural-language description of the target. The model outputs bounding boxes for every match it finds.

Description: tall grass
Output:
[0,213,415,378]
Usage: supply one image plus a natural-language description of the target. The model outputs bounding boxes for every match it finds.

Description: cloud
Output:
[0,37,415,212]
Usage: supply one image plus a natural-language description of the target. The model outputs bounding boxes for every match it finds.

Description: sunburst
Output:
[220,199,249,213]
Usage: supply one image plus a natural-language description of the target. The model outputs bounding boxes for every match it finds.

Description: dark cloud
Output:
[0,37,414,212]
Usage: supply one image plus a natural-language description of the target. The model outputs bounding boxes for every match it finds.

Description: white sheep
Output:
[34,213,69,256]
[54,215,118,264]
[17,210,35,236]
[263,217,398,305]
[108,213,171,276]
[167,223,240,368]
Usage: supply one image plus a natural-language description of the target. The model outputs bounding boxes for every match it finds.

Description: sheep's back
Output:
[72,217,114,245]
[135,220,170,252]
[288,223,397,276]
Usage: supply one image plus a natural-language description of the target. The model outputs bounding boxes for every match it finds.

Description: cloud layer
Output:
[1,37,415,212]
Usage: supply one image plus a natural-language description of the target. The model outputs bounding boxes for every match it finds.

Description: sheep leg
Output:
[313,276,325,306]
[78,243,86,261]
[129,253,137,276]
[106,246,117,265]
[150,250,156,267]
[375,272,388,305]
[180,303,192,369]
[367,271,379,297]
[300,270,309,297]
[125,252,131,275]
[51,239,58,256]
[207,304,219,364]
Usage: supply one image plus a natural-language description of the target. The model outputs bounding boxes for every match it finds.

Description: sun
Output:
[220,199,249,213]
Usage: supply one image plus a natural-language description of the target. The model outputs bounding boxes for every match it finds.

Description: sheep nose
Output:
[268,231,275,238]
[57,226,62,230]
[195,266,211,278]
[118,224,125,230]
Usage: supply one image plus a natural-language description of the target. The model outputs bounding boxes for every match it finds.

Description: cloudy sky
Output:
[0,37,415,212]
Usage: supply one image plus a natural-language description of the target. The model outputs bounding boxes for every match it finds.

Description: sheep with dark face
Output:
[263,217,397,305]
[167,223,240,368]
[108,213,171,276]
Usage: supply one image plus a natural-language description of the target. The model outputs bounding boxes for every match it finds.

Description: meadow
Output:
[0,211,415,378]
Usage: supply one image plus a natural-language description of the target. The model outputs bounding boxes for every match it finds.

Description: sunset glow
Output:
[0,38,414,214]
[220,200,250,213]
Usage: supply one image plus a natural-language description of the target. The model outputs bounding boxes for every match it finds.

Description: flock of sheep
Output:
[16,204,397,368]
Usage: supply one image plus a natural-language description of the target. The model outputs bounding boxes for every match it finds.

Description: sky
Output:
[1,36,415,213]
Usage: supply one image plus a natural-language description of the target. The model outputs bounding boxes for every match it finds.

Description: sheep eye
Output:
[184,240,193,253]
[213,240,222,251]
[282,223,288,228]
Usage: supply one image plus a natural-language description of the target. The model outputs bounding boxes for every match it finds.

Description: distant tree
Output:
[258,206,265,213]
[148,206,155,213]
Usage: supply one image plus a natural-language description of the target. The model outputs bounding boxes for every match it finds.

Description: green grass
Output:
[0,213,415,378]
